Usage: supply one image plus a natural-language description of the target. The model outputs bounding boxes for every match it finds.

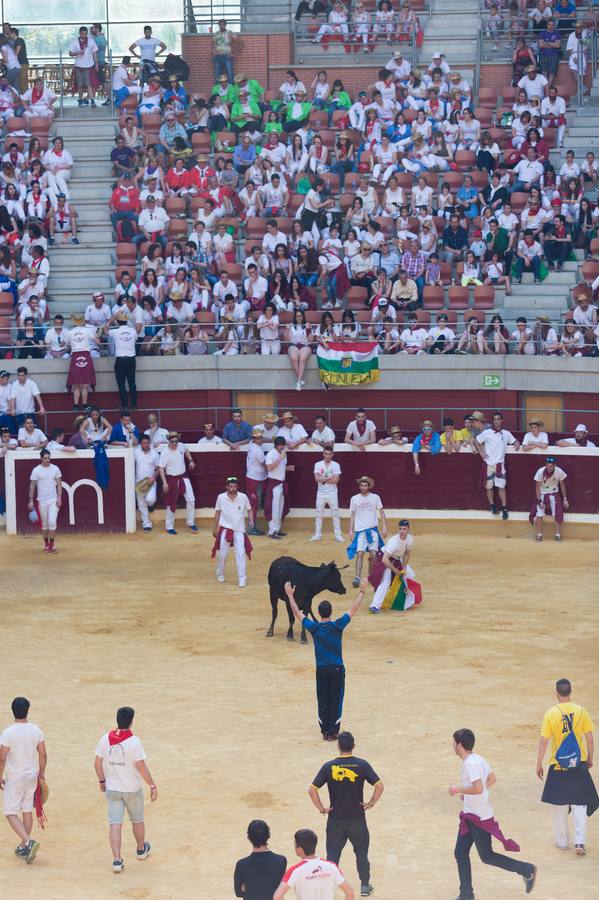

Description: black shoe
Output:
[524,865,537,893]
[269,533,281,540]
[361,885,374,897]
[102,98,111,106]
[502,507,509,520]
[276,530,287,537]
[490,503,497,515]
[248,526,264,535]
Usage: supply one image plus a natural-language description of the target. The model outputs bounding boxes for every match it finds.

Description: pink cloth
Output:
[458,811,520,852]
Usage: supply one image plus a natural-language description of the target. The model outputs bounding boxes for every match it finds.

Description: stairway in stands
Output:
[47,108,117,318]
[418,0,480,71]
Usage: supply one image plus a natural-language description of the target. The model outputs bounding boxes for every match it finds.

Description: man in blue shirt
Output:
[285,578,369,740]
[223,408,253,450]
[538,19,563,84]
[109,410,140,447]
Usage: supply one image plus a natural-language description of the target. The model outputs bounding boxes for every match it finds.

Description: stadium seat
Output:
[442,172,464,190]
[463,308,485,325]
[191,133,211,154]
[115,264,137,281]
[422,286,445,310]
[509,192,529,214]
[246,217,266,238]
[589,237,599,257]
[190,196,206,214]
[439,262,453,285]
[474,108,493,128]
[473,285,495,308]
[5,116,25,132]
[347,286,369,309]
[581,261,599,282]
[165,197,187,216]
[214,130,236,148]
[501,86,517,103]
[455,150,476,171]
[447,286,470,309]
[167,219,188,238]
[477,87,497,108]
[0,291,13,314]
[116,242,136,263]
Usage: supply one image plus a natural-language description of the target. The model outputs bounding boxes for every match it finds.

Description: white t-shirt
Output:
[10,378,40,415]
[382,531,413,559]
[215,490,251,531]
[198,435,223,445]
[350,491,383,531]
[560,436,596,448]
[30,463,61,502]
[134,446,160,480]
[66,325,95,353]
[461,752,494,819]
[19,428,47,446]
[0,381,11,412]
[400,327,428,349]
[246,441,267,481]
[311,426,336,445]
[69,37,98,68]
[314,458,341,497]
[94,733,146,793]
[134,37,162,62]
[265,447,286,481]
[112,325,137,357]
[0,722,44,776]
[277,423,308,443]
[476,428,517,465]
[534,465,567,493]
[522,431,549,446]
[85,302,112,327]
[345,419,376,444]
[147,427,169,449]
[282,857,345,899]
[159,443,187,476]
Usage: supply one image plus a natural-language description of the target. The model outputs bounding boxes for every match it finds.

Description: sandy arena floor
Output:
[0,520,597,900]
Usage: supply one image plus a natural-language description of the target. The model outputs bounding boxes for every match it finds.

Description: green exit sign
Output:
[483,374,502,388]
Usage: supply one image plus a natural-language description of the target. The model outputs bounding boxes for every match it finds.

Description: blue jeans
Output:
[133,232,167,253]
[329,159,355,190]
[298,273,318,287]
[213,54,234,82]
[111,209,137,231]
[514,255,540,279]
[509,179,540,195]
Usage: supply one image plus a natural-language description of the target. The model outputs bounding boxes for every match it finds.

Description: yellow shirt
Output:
[441,428,468,446]
[541,702,594,768]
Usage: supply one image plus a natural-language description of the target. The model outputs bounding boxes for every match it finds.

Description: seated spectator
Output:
[109,172,140,231]
[412,419,441,475]
[16,318,45,359]
[198,422,223,444]
[111,135,137,178]
[48,193,79,245]
[277,410,308,448]
[557,424,596,448]
[18,415,47,448]
[345,408,376,450]
[485,314,510,354]
[46,427,76,453]
[511,315,535,354]
[510,147,544,194]
[282,87,312,133]
[390,269,418,312]
[223,408,252,449]
[522,419,549,451]
[310,415,336,447]
[109,410,140,446]
[534,315,560,355]
[514,229,543,283]
[544,214,572,271]
[427,312,456,354]
[400,316,428,355]
[440,417,464,453]
[559,319,586,357]
[134,195,169,253]
[378,425,408,446]
[312,2,350,50]
[457,315,487,354]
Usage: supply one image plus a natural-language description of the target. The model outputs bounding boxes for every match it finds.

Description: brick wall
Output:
[479,60,588,100]
[182,34,293,96]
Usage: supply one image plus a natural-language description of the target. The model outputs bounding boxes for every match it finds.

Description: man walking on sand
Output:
[94,706,157,874]
[536,678,598,855]
[274,828,354,899]
[450,728,537,899]
[0,696,46,864]
[285,579,368,741]
[309,731,383,897]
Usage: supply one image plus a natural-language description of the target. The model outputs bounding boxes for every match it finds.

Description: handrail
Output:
[59,50,64,118]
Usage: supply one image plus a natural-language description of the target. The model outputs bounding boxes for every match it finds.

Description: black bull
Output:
[266,556,348,643]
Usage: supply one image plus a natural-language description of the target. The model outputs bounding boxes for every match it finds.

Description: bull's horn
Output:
[336,563,350,570]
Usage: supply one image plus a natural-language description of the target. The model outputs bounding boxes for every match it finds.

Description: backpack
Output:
[500,111,513,127]
[555,706,583,769]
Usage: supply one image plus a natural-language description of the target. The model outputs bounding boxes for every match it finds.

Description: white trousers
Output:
[268,483,284,535]
[39,499,58,532]
[46,170,71,201]
[553,803,587,847]
[314,492,342,538]
[216,530,247,582]
[316,23,349,39]
[165,477,195,530]
[136,483,157,529]
[261,340,281,355]
[371,563,415,610]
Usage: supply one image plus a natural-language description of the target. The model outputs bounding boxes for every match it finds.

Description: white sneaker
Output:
[310,535,321,542]
[296,380,302,391]
[238,580,246,588]
[217,574,225,583]
[334,535,345,542]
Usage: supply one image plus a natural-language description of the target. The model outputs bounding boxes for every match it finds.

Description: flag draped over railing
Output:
[316,341,380,386]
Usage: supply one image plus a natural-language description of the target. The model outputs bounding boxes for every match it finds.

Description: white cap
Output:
[574,423,588,433]
[432,50,442,58]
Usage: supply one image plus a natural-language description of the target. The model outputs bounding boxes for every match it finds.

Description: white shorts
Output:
[356,530,380,553]
[485,465,506,490]
[537,494,557,517]
[39,499,58,531]
[2,773,37,815]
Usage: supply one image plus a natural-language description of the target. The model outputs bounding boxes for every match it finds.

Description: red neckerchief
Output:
[421,432,431,447]
[555,223,565,238]
[108,729,133,746]
[356,420,366,436]
[32,83,44,104]
[542,466,554,482]
[78,36,88,51]
[57,203,65,224]
[54,148,62,157]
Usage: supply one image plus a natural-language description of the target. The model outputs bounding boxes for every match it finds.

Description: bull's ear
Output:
[327,560,335,567]
[319,563,326,568]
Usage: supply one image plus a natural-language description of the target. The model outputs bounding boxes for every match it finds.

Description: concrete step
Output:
[54,140,116,160]
[53,120,117,139]
[71,159,114,177]
[48,271,114,290]
[557,136,599,148]
[503,294,568,309]
[48,246,115,267]
[68,183,112,201]
[54,227,113,242]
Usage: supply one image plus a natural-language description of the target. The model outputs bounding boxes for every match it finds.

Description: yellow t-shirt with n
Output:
[441,428,469,446]
[541,703,594,768]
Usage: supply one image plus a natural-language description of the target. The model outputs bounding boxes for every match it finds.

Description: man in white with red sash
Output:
[28,449,62,553]
[211,477,253,587]
[246,427,266,536]
[530,455,569,542]
[264,436,291,540]
[474,411,520,520]
[158,431,197,535]
[65,312,99,411]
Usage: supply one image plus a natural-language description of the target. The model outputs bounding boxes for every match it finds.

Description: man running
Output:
[285,578,368,741]
[450,728,537,899]
[530,455,569,542]
[0,697,46,864]
[368,518,416,613]
[347,476,387,587]
[474,411,520,519]
[309,731,383,898]
[536,678,598,855]
[212,476,253,587]
[94,706,157,874]
[311,445,344,543]
[274,829,354,899]
[28,448,62,553]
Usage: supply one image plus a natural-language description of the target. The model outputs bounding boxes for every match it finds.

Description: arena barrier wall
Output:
[3,445,596,535]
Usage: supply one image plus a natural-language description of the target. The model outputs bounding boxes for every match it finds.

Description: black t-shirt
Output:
[312,755,380,819]
[233,850,287,900]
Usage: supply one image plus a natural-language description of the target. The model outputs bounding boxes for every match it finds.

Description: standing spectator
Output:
[347,476,388,586]
[284,579,368,741]
[110,312,138,409]
[0,34,21,88]
[212,19,239,83]
[536,678,598,854]
[158,431,197,535]
[212,476,253,587]
[28,448,62,551]
[246,428,267,536]
[530,455,569,541]
[264,435,291,539]
[538,19,562,86]
[274,829,354,899]
[68,26,99,107]
[94,706,157,874]
[134,433,160,532]
[223,407,253,450]
[234,820,287,900]
[0,696,46,864]
[450,728,537,899]
[474,411,520,518]
[311,445,343,543]
[344,408,377,451]
[89,24,107,102]
[10,27,28,95]
[309,731,383,898]
[128,26,167,78]
[9,366,45,427]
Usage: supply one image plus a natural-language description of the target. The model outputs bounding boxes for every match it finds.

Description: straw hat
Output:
[71,312,85,325]
[115,311,128,323]
[38,779,49,805]
[234,73,247,84]
[389,425,402,435]
[263,412,279,424]
[251,427,263,437]
[135,477,152,495]
[167,430,181,439]
[536,314,551,324]
[356,475,374,488]
[73,414,86,428]
[528,418,544,427]
[471,410,486,422]
[422,419,434,428]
